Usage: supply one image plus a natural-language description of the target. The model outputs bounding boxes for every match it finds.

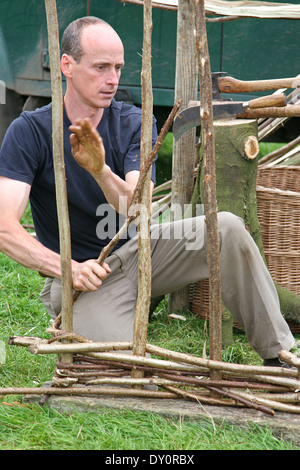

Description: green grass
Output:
[0,255,298,450]
[0,205,299,449]
[0,402,296,451]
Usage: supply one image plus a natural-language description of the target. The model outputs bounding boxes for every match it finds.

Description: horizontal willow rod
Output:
[86,377,184,387]
[163,385,234,407]
[232,390,300,415]
[251,392,300,403]
[0,386,177,399]
[29,345,205,374]
[234,373,300,390]
[146,344,298,379]
[29,341,132,354]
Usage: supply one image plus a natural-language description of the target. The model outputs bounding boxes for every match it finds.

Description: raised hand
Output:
[69,118,106,177]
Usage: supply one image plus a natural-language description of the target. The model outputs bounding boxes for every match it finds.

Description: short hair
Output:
[61,16,108,63]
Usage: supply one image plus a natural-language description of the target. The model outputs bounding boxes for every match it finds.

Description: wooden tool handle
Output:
[238,105,300,119]
[219,76,299,93]
[248,94,287,109]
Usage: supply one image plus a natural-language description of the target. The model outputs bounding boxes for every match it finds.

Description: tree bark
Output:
[191,118,300,327]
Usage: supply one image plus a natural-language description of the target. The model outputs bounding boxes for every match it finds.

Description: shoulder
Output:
[7,102,52,137]
[20,102,53,128]
[8,103,53,148]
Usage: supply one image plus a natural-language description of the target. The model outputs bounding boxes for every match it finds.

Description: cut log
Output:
[191,118,300,327]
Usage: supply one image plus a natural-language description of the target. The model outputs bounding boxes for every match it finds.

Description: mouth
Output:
[100,90,116,98]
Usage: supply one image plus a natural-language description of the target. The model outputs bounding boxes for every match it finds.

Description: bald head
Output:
[61,16,122,64]
[60,17,124,113]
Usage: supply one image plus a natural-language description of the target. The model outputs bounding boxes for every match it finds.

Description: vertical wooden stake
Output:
[131,0,153,379]
[168,0,198,312]
[45,0,73,363]
[194,0,222,378]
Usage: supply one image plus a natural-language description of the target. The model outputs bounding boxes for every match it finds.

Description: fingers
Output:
[72,259,111,292]
[69,133,79,152]
[69,118,101,144]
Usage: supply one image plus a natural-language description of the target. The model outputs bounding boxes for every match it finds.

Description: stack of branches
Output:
[258,87,300,167]
[6,332,300,417]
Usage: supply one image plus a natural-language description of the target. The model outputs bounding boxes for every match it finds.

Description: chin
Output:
[96,97,114,109]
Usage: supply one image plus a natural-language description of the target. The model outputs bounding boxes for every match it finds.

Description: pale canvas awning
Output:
[119,0,300,19]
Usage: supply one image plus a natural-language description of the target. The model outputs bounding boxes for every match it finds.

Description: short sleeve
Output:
[0,115,40,185]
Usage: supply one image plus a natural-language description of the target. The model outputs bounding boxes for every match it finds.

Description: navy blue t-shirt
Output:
[0,99,157,261]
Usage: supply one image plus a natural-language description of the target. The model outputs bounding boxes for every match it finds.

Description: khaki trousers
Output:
[40,212,294,359]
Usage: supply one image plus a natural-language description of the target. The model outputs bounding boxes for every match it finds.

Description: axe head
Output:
[211,71,232,100]
[173,101,246,140]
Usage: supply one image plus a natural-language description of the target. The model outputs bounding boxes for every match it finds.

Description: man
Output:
[0,17,295,366]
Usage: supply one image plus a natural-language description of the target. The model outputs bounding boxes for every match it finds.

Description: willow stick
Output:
[70,99,182,306]
[131,0,153,381]
[96,100,182,264]
[8,336,48,347]
[29,341,133,355]
[28,346,205,374]
[194,0,222,379]
[232,390,300,415]
[250,392,300,403]
[45,0,73,364]
[163,385,233,407]
[206,386,275,416]
[279,350,300,379]
[146,343,298,378]
[0,386,176,399]
[157,372,289,392]
[86,377,183,387]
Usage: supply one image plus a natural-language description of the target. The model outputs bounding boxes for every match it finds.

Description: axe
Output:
[172,93,299,140]
[212,72,300,97]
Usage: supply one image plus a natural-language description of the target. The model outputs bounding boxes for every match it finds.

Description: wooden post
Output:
[194,0,222,377]
[45,0,73,363]
[132,0,153,379]
[168,0,198,313]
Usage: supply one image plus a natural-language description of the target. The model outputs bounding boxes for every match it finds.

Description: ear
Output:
[61,54,73,78]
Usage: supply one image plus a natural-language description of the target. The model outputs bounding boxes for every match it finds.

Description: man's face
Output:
[64,24,125,109]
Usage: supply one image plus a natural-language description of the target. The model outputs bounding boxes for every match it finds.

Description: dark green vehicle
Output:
[0,0,299,142]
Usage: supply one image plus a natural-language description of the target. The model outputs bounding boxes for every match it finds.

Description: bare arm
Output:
[0,176,110,291]
[69,118,154,214]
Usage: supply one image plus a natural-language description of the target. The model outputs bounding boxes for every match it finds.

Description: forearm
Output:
[92,164,137,214]
[0,221,111,291]
[0,221,62,278]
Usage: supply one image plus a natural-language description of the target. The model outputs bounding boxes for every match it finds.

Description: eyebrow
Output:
[91,60,125,67]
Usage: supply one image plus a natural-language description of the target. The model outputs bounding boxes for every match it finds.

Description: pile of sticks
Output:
[5,334,300,417]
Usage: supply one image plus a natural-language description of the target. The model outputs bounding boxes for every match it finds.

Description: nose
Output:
[106,67,120,86]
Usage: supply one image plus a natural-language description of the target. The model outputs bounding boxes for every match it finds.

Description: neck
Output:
[63,90,104,127]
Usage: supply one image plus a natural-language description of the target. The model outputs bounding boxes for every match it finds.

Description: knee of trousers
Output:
[216,211,258,256]
[217,212,246,239]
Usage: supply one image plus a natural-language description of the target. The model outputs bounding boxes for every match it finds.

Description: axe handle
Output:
[219,76,299,93]
[248,94,287,109]
[188,94,287,110]
[238,105,300,119]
